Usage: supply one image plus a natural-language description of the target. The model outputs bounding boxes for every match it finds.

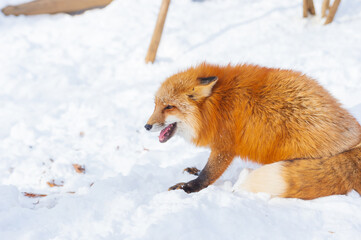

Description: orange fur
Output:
[281,145,361,199]
[146,63,361,198]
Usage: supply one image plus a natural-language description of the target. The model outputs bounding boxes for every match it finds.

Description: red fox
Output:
[145,63,361,200]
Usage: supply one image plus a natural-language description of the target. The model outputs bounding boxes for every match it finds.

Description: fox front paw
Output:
[183,167,200,176]
[168,179,204,193]
[168,182,186,191]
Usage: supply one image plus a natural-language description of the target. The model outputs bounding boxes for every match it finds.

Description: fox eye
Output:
[164,105,174,110]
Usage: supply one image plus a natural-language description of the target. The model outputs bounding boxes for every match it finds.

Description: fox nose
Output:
[144,124,152,131]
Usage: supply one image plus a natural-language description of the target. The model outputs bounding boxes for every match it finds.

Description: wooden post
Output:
[321,0,330,17]
[145,0,171,64]
[325,0,341,24]
[1,0,112,16]
[307,0,316,15]
[303,0,308,17]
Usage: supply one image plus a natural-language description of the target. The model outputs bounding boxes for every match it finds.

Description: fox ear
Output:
[198,76,218,85]
[188,76,218,100]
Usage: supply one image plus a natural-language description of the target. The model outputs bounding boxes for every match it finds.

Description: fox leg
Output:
[169,151,235,193]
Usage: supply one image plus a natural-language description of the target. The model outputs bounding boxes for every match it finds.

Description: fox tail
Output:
[239,145,361,199]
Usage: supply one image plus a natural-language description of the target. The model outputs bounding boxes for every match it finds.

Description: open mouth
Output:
[159,122,177,143]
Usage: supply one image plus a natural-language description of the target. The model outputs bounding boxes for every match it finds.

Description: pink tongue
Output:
[159,124,172,142]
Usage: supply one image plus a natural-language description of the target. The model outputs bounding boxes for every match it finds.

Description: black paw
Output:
[182,179,204,193]
[168,182,186,191]
[168,180,204,193]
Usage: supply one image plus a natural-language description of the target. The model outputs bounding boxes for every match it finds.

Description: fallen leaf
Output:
[23,192,47,198]
[47,180,64,187]
[73,164,85,174]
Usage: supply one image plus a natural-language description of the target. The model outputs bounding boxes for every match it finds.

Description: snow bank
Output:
[0,0,361,239]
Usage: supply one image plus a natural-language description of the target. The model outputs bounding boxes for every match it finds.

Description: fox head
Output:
[145,68,218,143]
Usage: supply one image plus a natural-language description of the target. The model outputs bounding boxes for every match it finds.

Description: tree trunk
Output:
[145,0,171,64]
[303,0,308,18]
[307,0,316,15]
[321,0,330,17]
[325,0,341,25]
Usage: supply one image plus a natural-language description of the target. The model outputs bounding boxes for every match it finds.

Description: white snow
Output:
[1,0,361,239]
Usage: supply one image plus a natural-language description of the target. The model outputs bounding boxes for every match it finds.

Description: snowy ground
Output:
[1,0,361,239]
